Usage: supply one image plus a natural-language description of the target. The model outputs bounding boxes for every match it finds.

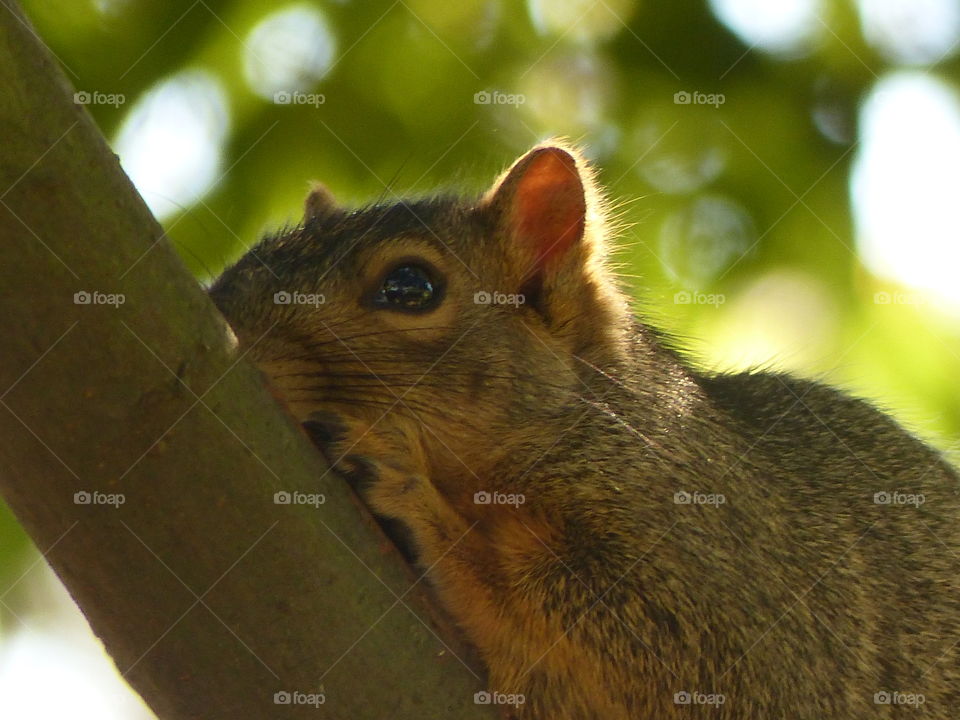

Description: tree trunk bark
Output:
[0,1,491,717]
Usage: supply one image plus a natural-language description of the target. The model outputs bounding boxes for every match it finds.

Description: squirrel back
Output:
[210,142,960,718]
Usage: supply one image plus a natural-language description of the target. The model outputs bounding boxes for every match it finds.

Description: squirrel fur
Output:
[210,141,960,719]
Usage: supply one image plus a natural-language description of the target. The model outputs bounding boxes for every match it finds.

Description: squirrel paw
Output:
[302,410,438,521]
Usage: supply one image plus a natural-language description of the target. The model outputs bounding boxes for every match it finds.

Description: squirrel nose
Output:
[206,272,232,315]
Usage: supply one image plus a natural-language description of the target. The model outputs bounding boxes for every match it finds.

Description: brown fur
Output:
[210,141,960,718]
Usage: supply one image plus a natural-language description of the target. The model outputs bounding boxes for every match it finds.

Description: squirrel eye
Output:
[373,264,439,311]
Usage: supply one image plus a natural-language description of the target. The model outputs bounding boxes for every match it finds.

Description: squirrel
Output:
[209,141,960,718]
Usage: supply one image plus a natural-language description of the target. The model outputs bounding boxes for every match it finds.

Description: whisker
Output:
[300,325,462,351]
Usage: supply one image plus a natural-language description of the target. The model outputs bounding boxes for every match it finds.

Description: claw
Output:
[302,410,347,444]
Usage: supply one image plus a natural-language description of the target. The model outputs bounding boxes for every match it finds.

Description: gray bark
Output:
[0,1,491,717]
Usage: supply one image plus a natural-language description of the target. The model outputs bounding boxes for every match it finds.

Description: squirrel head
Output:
[210,141,633,479]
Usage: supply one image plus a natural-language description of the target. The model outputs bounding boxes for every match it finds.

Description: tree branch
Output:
[0,2,491,717]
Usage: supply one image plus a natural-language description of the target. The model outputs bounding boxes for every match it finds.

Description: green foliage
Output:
[14,0,960,477]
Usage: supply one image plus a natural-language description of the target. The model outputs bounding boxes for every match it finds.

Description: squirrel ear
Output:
[484,145,587,275]
[304,182,337,221]
[483,144,629,349]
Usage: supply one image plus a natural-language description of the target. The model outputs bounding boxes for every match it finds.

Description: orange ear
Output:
[488,145,587,274]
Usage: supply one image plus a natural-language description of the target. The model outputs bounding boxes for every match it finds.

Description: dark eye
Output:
[373,264,439,311]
